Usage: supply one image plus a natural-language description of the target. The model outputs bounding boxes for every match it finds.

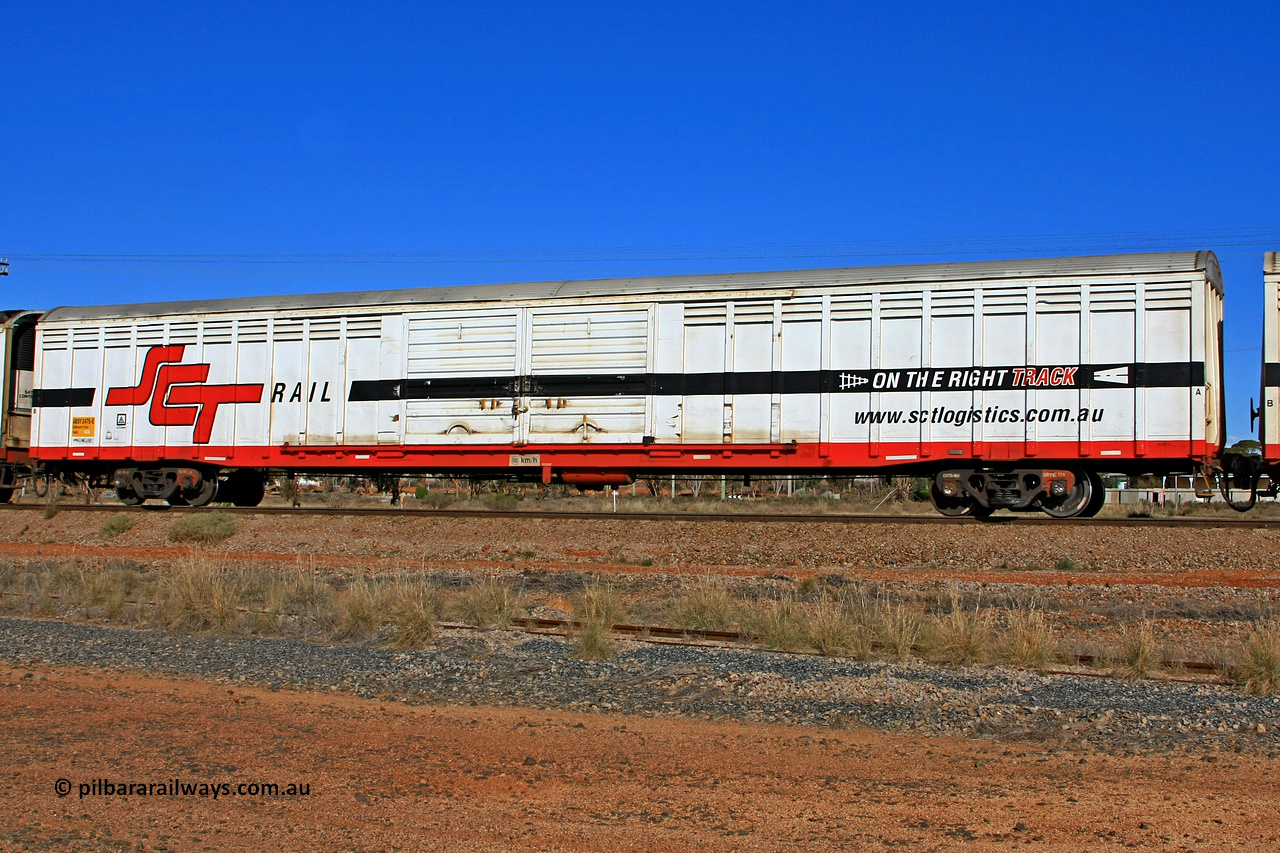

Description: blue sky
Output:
[3,2,1277,441]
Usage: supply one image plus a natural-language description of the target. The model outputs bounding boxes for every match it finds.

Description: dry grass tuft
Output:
[451,576,520,628]
[574,583,627,628]
[569,583,628,661]
[997,607,1058,672]
[926,594,992,665]
[1,560,76,616]
[673,578,736,632]
[1,557,446,648]
[1236,619,1280,695]
[334,579,386,640]
[160,557,247,631]
[750,596,804,651]
[0,561,19,591]
[802,593,881,658]
[167,511,238,545]
[805,598,855,656]
[385,578,440,648]
[45,560,82,597]
[878,602,923,661]
[571,620,616,661]
[82,567,142,620]
[257,571,337,638]
[1118,618,1165,680]
[265,571,334,617]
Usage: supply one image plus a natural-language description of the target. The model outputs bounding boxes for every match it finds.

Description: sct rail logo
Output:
[106,345,264,444]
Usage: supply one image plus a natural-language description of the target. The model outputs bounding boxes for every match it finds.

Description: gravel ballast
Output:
[3,616,1277,756]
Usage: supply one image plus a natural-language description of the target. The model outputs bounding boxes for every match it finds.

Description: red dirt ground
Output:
[3,538,1280,591]
[2,664,1277,852]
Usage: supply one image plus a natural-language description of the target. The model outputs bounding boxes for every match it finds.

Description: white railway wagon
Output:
[25,251,1224,516]
[1262,252,1280,462]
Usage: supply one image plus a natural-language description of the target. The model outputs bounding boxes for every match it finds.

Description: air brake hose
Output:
[1219,472,1258,512]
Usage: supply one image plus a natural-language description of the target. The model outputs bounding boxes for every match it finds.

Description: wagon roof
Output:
[42,250,1221,322]
[1267,252,1280,275]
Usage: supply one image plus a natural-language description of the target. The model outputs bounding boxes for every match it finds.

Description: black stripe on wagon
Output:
[347,376,520,402]
[1265,362,1280,388]
[349,362,1206,402]
[30,387,96,407]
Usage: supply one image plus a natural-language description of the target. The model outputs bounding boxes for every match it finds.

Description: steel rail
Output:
[2,501,1279,528]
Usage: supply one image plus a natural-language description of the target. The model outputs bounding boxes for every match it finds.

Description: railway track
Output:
[452,617,1231,682]
[0,585,1231,683]
[3,500,1279,528]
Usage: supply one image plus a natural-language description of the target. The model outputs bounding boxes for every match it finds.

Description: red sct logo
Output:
[106,345,263,444]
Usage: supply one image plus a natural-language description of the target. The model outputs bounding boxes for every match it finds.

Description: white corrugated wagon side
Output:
[20,252,1225,516]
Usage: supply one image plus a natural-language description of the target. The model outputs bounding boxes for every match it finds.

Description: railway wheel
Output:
[218,469,265,507]
[929,482,978,517]
[1041,469,1093,519]
[1080,472,1106,518]
[185,476,218,507]
[116,486,143,506]
[233,474,265,507]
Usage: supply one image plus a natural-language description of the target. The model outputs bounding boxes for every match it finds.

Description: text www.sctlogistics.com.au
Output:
[851,406,1107,426]
[55,777,310,800]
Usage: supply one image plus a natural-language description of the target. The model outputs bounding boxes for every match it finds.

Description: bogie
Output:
[115,467,219,507]
[934,467,1099,519]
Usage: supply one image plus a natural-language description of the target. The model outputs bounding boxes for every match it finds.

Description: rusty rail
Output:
[517,616,1229,682]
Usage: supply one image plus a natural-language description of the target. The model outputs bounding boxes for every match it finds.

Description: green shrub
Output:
[416,489,453,509]
[168,511,238,544]
[571,620,616,660]
[483,493,521,511]
[277,477,299,505]
[99,515,136,540]
[1127,500,1153,519]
